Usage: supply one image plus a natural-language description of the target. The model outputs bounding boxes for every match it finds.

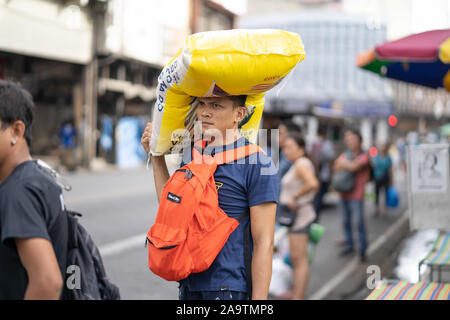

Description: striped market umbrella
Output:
[356,29,450,91]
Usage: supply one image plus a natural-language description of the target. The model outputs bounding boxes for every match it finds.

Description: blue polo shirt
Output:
[178,137,279,293]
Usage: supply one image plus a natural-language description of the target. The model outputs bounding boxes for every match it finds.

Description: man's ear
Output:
[10,120,26,142]
[236,106,247,123]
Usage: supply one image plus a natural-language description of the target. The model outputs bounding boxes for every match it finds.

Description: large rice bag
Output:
[150,29,306,155]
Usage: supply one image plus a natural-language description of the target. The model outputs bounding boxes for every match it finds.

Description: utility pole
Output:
[81,0,107,168]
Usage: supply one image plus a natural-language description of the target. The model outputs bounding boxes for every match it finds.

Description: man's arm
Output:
[150,156,170,202]
[15,238,63,300]
[335,154,368,173]
[140,122,170,202]
[250,202,276,300]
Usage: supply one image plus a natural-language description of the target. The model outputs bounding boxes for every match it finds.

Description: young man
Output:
[0,80,68,299]
[333,129,370,262]
[141,95,278,300]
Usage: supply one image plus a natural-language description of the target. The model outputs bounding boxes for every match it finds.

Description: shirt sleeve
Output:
[357,153,370,168]
[0,183,50,248]
[246,152,280,207]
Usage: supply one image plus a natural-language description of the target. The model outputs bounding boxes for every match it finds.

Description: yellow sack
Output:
[150,29,306,155]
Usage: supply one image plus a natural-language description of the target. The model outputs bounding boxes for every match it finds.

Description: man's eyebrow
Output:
[199,99,221,104]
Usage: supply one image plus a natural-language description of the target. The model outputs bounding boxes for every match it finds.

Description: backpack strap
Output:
[191,139,265,166]
[214,144,265,165]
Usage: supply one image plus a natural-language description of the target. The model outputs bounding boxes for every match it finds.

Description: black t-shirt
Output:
[0,160,68,299]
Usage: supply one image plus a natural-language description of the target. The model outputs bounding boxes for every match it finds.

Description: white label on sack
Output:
[155,47,190,113]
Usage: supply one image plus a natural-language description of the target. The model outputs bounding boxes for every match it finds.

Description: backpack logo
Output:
[215,181,223,191]
[167,192,182,203]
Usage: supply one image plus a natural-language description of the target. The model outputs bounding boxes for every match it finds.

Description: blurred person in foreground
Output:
[372,143,393,216]
[279,133,319,300]
[0,80,67,299]
[333,129,370,262]
[141,95,278,300]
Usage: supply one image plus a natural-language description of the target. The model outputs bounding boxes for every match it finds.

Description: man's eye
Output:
[213,103,221,108]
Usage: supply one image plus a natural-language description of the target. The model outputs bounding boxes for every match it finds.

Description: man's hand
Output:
[140,122,170,202]
[333,157,348,172]
[141,122,153,154]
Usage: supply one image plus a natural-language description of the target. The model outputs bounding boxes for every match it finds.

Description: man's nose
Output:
[200,106,212,118]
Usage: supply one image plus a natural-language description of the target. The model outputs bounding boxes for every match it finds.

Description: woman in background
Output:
[279,133,319,300]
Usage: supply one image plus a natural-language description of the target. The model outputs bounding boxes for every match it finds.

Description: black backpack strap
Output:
[237,209,252,300]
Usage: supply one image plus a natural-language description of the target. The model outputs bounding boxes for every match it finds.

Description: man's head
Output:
[196,95,247,140]
[345,129,362,152]
[0,80,34,162]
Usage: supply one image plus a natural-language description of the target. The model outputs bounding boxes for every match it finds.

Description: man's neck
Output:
[207,129,242,147]
[0,148,32,184]
[351,148,361,157]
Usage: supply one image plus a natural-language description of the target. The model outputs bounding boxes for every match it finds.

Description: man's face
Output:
[346,133,361,152]
[344,131,353,148]
[196,97,244,140]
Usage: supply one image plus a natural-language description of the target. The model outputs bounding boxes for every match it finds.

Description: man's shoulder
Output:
[1,162,61,200]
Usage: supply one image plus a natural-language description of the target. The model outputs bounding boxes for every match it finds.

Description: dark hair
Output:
[286,132,319,173]
[279,119,302,133]
[229,95,247,109]
[0,80,34,147]
[350,129,362,144]
[287,131,306,149]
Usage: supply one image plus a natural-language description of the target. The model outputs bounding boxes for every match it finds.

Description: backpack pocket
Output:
[147,169,200,248]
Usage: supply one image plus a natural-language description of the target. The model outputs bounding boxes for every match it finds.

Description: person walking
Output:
[372,143,393,216]
[141,95,278,300]
[0,80,68,299]
[58,119,77,172]
[279,133,319,300]
[310,126,335,222]
[333,130,370,262]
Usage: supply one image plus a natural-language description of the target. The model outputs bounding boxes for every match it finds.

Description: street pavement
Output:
[61,161,407,300]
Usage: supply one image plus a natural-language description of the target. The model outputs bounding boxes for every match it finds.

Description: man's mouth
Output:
[201,121,214,126]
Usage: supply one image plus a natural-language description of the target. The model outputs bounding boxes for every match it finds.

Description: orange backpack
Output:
[146,140,264,282]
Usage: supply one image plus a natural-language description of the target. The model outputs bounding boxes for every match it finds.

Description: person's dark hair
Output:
[228,95,247,109]
[286,131,319,173]
[280,119,302,134]
[350,129,362,144]
[287,131,306,150]
[0,80,34,147]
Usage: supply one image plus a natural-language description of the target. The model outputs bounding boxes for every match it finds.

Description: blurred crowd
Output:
[268,118,412,299]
